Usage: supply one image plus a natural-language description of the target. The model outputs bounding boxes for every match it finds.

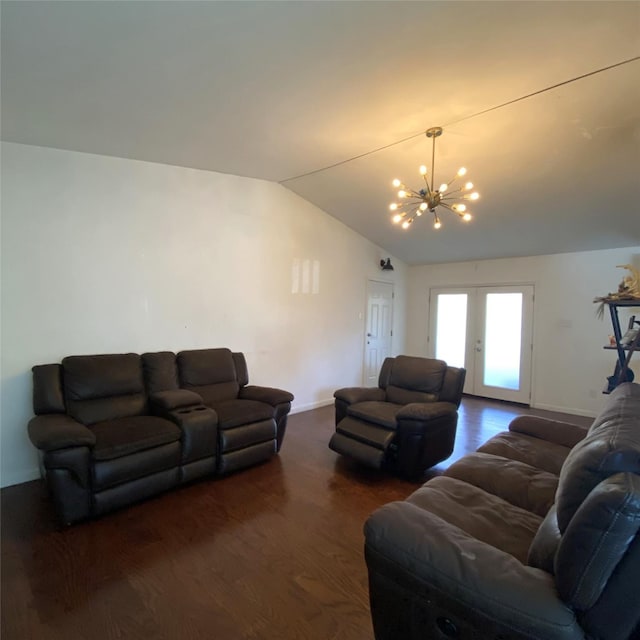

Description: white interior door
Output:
[429,285,534,404]
[364,280,393,385]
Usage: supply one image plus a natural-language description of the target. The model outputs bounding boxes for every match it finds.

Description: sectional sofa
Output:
[27,348,293,525]
[364,382,640,640]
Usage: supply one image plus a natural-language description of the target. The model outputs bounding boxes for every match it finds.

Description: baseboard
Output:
[1,467,41,489]
[531,403,597,419]
[290,398,333,414]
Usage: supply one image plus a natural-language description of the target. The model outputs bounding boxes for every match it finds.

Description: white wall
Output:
[407,247,640,417]
[0,142,407,487]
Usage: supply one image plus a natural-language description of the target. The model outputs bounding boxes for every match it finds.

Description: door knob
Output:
[367,333,372,337]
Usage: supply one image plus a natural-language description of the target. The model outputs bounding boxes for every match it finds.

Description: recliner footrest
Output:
[337,416,395,450]
[329,432,386,469]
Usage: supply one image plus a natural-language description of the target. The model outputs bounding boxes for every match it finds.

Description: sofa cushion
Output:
[555,382,640,532]
[142,351,179,393]
[406,476,543,564]
[347,401,402,429]
[478,431,571,475]
[527,505,561,574]
[63,353,147,424]
[386,386,439,405]
[388,355,446,393]
[32,364,65,414]
[89,416,181,461]
[445,452,559,517]
[213,399,274,430]
[555,472,640,611]
[178,348,237,386]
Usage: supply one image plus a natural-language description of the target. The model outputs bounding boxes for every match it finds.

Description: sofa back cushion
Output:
[554,472,640,638]
[62,354,147,425]
[177,348,240,405]
[385,356,446,405]
[554,383,640,532]
[142,351,179,393]
[32,363,66,414]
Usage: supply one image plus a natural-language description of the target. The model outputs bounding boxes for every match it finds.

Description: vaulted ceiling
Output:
[2,1,639,264]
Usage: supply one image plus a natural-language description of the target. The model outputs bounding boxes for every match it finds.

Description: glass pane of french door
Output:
[483,292,523,390]
[434,293,468,369]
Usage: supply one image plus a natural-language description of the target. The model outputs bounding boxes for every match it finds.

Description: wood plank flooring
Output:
[1,397,593,640]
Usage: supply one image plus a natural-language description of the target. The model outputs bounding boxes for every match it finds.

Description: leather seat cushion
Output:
[89,416,181,461]
[347,401,403,429]
[477,431,570,475]
[213,399,274,430]
[406,476,543,564]
[445,452,559,517]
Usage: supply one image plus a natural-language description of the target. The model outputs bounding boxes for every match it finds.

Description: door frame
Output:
[363,279,394,385]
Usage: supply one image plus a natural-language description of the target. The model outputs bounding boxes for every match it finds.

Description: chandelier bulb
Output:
[398,190,407,198]
[392,214,403,224]
[469,192,479,200]
[392,178,401,188]
[389,203,398,211]
[434,220,442,230]
[457,167,467,177]
[419,202,428,211]
[419,165,428,175]
[456,204,466,212]
[463,213,472,222]
[439,183,448,193]
[401,220,411,229]
[464,182,474,190]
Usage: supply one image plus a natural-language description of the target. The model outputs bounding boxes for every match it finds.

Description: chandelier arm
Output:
[440,188,463,199]
[422,173,432,196]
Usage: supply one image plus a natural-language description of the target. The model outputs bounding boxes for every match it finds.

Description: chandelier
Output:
[389,127,480,230]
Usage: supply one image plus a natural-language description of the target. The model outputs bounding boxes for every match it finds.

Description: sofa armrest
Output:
[509,415,588,449]
[364,501,582,640]
[395,401,457,423]
[238,385,294,406]
[150,389,204,413]
[333,387,385,405]
[28,414,96,452]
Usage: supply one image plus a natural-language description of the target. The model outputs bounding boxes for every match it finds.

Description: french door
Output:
[429,285,534,404]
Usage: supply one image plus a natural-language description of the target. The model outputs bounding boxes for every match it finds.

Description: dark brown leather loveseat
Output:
[28,348,293,525]
[364,382,640,640]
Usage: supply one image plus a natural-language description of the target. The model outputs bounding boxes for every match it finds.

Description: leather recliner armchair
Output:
[328,356,466,478]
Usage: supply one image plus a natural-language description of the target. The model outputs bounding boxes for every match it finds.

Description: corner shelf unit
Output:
[602,299,640,394]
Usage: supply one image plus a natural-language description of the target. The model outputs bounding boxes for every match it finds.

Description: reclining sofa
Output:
[27,348,293,525]
[364,382,640,640]
[329,356,466,478]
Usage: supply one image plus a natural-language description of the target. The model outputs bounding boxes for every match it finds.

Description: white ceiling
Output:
[2,1,639,265]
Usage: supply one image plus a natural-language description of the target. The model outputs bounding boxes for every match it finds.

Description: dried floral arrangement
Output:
[594,264,640,318]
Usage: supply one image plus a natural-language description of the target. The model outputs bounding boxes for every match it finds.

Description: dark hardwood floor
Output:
[1,397,593,640]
